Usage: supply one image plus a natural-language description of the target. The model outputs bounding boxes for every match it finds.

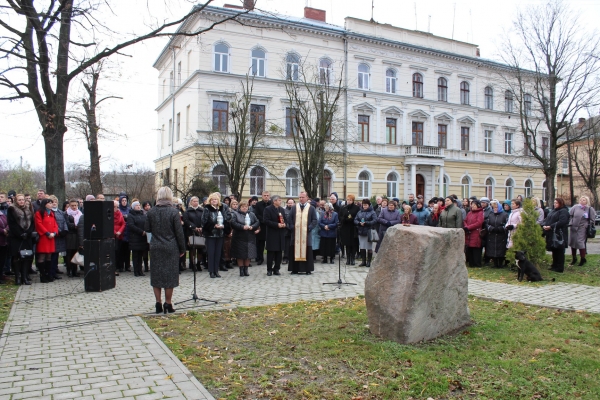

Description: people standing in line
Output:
[355,199,377,267]
[287,191,318,275]
[201,193,229,278]
[7,194,35,285]
[440,196,464,228]
[486,200,508,268]
[144,187,186,314]
[128,201,148,277]
[253,191,271,266]
[282,198,294,265]
[113,200,126,275]
[400,204,418,225]
[65,199,81,277]
[568,195,596,266]
[543,198,570,273]
[117,195,131,272]
[425,203,441,227]
[230,200,260,277]
[413,202,430,226]
[263,195,287,276]
[34,199,58,284]
[376,200,401,252]
[339,194,360,265]
[183,196,204,271]
[505,199,523,249]
[49,195,68,280]
[463,200,484,267]
[318,203,338,264]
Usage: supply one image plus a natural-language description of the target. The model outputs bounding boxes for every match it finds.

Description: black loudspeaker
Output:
[84,239,116,292]
[84,201,114,239]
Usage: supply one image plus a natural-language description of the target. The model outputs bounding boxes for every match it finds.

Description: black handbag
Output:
[587,213,596,239]
[19,242,33,259]
[551,227,564,249]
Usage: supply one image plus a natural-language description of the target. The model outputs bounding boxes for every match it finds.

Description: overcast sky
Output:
[1,0,598,171]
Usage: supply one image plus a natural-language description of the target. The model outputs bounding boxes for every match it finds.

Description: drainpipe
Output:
[168,45,178,185]
[343,34,348,200]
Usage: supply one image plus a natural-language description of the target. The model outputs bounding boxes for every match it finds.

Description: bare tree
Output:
[103,164,156,201]
[497,0,600,203]
[572,116,600,208]
[0,159,45,195]
[282,58,346,198]
[199,74,270,198]
[0,1,252,201]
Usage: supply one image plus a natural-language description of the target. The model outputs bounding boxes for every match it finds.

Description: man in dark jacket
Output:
[32,189,46,212]
[283,198,295,264]
[253,191,271,265]
[480,197,493,265]
[263,195,287,276]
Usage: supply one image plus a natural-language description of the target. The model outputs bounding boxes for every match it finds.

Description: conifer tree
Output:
[507,198,548,266]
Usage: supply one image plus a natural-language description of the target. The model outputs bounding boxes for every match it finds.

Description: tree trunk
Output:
[43,127,66,202]
[546,171,556,206]
[88,140,103,196]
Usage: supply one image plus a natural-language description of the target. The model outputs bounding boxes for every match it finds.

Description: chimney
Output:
[224,4,244,9]
[304,6,326,22]
[243,0,255,11]
[579,117,586,124]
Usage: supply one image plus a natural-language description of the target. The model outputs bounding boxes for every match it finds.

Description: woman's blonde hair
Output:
[156,186,173,202]
[531,197,540,208]
[403,204,412,214]
[238,200,249,209]
[207,192,221,206]
[48,195,58,203]
[580,195,590,205]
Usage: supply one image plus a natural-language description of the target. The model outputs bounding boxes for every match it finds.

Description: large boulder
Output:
[365,224,470,344]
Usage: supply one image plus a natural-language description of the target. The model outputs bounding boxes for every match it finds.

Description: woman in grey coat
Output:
[568,195,596,266]
[230,201,260,277]
[144,187,186,314]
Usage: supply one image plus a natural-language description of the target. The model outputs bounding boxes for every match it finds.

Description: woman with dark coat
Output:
[543,198,570,273]
[485,200,508,268]
[65,199,82,277]
[400,205,418,225]
[425,203,442,227]
[230,201,260,276]
[338,194,360,265]
[201,192,230,278]
[463,200,484,267]
[128,201,148,277]
[354,199,377,267]
[144,187,186,314]
[568,195,596,266]
[7,194,35,285]
[117,195,131,272]
[318,203,339,264]
[183,196,204,271]
[35,198,59,283]
[376,201,401,252]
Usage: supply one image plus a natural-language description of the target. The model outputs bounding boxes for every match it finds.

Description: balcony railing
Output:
[404,145,444,158]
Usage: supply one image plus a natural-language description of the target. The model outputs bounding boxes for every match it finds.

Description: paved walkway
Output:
[1,261,599,399]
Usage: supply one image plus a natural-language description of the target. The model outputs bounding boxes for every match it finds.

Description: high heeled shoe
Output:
[215,272,222,278]
[163,302,175,314]
[155,302,163,314]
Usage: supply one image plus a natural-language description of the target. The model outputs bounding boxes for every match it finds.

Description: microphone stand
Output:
[175,265,218,307]
[323,248,356,289]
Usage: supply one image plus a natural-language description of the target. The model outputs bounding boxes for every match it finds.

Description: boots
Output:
[243,266,249,276]
[345,247,351,265]
[39,262,50,283]
[12,260,21,285]
[144,258,150,272]
[366,251,372,268]
[579,257,587,266]
[71,265,80,277]
[137,263,145,276]
[20,263,31,285]
[239,267,244,277]
[358,250,367,267]
[570,255,578,265]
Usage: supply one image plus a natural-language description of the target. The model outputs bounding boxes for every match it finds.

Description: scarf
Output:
[432,210,440,221]
[156,199,172,207]
[325,209,333,219]
[402,213,411,223]
[67,207,82,225]
[11,204,32,230]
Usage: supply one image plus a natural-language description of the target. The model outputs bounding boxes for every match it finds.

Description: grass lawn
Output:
[0,281,18,333]
[467,254,600,287]
[145,296,600,399]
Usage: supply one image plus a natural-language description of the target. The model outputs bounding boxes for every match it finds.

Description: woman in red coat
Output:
[35,198,59,282]
[113,200,126,275]
[463,200,484,267]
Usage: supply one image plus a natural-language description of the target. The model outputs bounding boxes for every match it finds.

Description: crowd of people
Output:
[0,187,595,312]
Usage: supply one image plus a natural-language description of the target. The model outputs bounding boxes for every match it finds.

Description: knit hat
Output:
[480,197,490,203]
[85,195,95,201]
[131,201,140,209]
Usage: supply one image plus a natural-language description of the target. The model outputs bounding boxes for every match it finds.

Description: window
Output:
[162,79,166,100]
[461,177,470,199]
[412,73,423,98]
[285,108,297,137]
[169,71,174,94]
[185,105,190,136]
[461,127,470,151]
[161,124,165,149]
[441,176,449,198]
[542,137,549,159]
[505,90,514,112]
[386,69,396,94]
[484,130,493,153]
[484,86,493,109]
[176,112,181,142]
[437,77,448,101]
[505,178,514,200]
[319,58,333,85]
[251,48,266,77]
[504,132,513,154]
[386,118,397,145]
[562,157,569,173]
[412,122,424,146]
[524,94,532,116]
[525,179,533,197]
[168,118,173,145]
[358,115,369,142]
[177,62,181,87]
[212,165,229,195]
[212,101,228,132]
[358,63,370,90]
[250,104,265,134]
[438,124,447,148]
[214,43,229,73]
[249,166,265,196]
[285,169,300,197]
[320,170,332,198]
[485,178,494,199]
[286,53,300,81]
[386,172,398,198]
[460,81,470,105]
[187,50,192,77]
[524,135,531,156]
[358,171,370,198]
[542,181,548,202]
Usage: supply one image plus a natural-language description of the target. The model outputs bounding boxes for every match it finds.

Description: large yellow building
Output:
[154,4,547,201]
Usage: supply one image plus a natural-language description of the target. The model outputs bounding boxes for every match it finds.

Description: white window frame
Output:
[485,178,494,199]
[249,166,265,196]
[505,179,514,200]
[212,165,229,195]
[185,105,190,136]
[385,68,396,94]
[285,169,300,197]
[460,81,470,105]
[386,172,398,198]
[358,171,371,198]
[484,86,493,110]
[176,112,181,142]
[214,43,230,73]
[251,48,266,78]
[505,90,514,113]
[461,176,470,199]
[168,118,173,146]
[177,61,181,87]
[484,130,493,153]
[524,94,532,116]
[358,63,370,90]
[319,58,333,85]
[286,53,300,81]
[504,132,513,155]
[524,179,533,198]
[437,77,448,102]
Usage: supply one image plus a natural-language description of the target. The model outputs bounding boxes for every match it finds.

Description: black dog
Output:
[515,251,543,282]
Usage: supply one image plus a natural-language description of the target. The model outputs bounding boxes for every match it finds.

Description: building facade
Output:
[154,5,547,202]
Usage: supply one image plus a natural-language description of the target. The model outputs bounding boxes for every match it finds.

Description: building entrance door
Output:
[416,174,425,198]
